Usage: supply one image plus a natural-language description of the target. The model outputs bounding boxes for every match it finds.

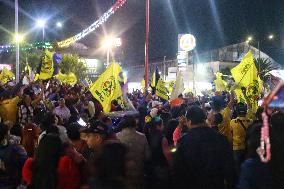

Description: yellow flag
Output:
[24,64,31,76]
[214,72,227,92]
[39,49,54,80]
[0,96,20,124]
[89,62,123,112]
[171,72,184,100]
[166,80,175,94]
[141,79,146,91]
[55,71,77,86]
[55,71,66,81]
[231,50,263,110]
[231,51,257,86]
[234,88,246,103]
[34,74,39,81]
[151,71,156,88]
[0,67,15,84]
[156,78,169,100]
[66,73,77,85]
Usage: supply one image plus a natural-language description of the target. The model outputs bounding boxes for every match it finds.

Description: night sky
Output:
[0,0,283,64]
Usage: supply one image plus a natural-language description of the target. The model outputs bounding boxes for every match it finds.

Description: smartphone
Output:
[268,85,284,109]
[77,118,87,127]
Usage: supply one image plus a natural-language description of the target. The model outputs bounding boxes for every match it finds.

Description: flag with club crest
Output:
[89,62,123,112]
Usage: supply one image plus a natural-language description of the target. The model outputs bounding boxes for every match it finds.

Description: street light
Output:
[36,19,46,28]
[103,37,114,67]
[14,34,24,43]
[56,22,63,28]
[36,19,46,47]
[102,37,122,67]
[268,34,274,40]
[103,37,114,48]
[246,34,275,73]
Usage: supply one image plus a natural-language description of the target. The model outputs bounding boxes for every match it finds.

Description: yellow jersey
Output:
[219,107,232,143]
[0,96,20,124]
[230,117,252,151]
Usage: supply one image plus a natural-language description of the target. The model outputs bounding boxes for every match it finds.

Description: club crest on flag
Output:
[89,62,123,112]
[39,49,54,80]
[240,64,251,75]
[101,76,116,97]
[247,79,260,101]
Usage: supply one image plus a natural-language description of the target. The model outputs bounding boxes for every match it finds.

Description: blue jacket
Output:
[238,157,273,189]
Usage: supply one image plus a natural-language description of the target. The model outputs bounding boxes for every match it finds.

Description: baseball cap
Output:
[81,120,108,135]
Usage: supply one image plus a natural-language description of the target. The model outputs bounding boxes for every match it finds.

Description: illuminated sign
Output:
[0,64,12,70]
[178,34,196,52]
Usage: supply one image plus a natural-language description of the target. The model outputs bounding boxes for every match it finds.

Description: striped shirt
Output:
[18,105,34,127]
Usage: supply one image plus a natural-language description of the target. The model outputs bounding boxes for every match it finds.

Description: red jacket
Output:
[22,156,81,189]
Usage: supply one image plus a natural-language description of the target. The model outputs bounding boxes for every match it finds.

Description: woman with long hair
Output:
[22,134,81,189]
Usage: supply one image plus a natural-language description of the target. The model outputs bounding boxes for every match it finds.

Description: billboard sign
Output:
[0,64,12,70]
[178,34,196,52]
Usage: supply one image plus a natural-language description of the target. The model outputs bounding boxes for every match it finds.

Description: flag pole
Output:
[144,0,149,93]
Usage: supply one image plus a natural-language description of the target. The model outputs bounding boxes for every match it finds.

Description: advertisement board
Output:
[178,34,196,52]
[0,64,12,70]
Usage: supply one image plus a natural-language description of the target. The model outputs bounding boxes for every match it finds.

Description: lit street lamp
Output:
[36,19,46,46]
[14,33,24,83]
[14,34,24,43]
[246,34,275,72]
[102,37,122,67]
[56,22,63,28]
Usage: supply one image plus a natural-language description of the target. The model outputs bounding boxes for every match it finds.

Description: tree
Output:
[26,53,41,70]
[1,50,41,74]
[59,54,88,81]
[254,58,278,83]
[19,51,41,72]
[1,50,88,81]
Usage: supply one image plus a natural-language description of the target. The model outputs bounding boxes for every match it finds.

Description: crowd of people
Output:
[0,78,283,189]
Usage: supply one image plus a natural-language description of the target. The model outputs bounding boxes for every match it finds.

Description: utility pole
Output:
[144,0,149,93]
[15,0,20,83]
[163,56,166,81]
